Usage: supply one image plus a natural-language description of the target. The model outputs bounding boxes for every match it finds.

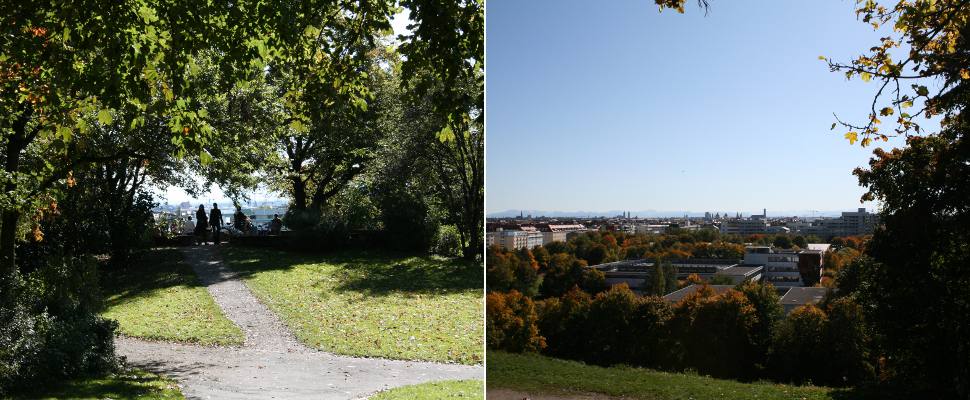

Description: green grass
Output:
[221,247,483,364]
[370,380,483,399]
[488,352,853,400]
[101,247,244,346]
[9,368,184,399]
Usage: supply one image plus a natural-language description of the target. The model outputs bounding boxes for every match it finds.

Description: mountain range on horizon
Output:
[487,209,856,219]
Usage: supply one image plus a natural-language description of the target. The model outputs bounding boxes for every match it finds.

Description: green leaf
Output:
[199,150,213,165]
[437,125,456,143]
[916,85,929,96]
[289,119,307,132]
[830,122,837,130]
[97,109,113,125]
[56,125,72,142]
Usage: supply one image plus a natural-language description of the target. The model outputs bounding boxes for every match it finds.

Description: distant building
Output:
[779,287,830,314]
[720,218,769,235]
[743,246,823,287]
[664,284,830,314]
[589,258,760,294]
[792,208,880,238]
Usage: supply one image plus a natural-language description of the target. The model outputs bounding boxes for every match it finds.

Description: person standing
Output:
[210,203,223,245]
[195,205,208,245]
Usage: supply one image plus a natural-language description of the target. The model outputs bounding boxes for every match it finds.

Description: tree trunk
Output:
[292,177,307,211]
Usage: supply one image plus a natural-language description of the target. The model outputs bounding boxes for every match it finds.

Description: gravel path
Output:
[115,246,483,399]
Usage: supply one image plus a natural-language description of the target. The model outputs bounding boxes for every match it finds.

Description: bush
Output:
[379,192,438,252]
[670,288,760,379]
[433,225,463,257]
[536,288,592,360]
[486,291,545,353]
[0,254,118,395]
[769,305,828,385]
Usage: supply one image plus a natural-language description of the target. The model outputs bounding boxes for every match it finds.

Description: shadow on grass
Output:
[9,368,181,399]
[100,247,207,310]
[220,246,483,297]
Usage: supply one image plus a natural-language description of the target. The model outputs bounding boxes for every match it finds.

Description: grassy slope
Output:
[9,369,184,400]
[101,247,244,345]
[370,380,483,399]
[222,247,483,364]
[488,352,843,400]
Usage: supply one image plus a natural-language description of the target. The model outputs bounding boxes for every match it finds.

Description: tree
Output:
[769,305,828,385]
[486,290,545,353]
[738,281,783,378]
[645,262,667,296]
[772,235,792,249]
[675,290,760,379]
[823,3,970,394]
[536,287,592,360]
[822,297,875,386]
[0,0,397,274]
[486,246,540,297]
[399,0,484,260]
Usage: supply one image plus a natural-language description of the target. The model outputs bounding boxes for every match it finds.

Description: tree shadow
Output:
[8,366,185,399]
[100,247,208,310]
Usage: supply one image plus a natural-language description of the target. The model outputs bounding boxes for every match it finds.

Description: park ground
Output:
[487,352,882,400]
[16,245,483,399]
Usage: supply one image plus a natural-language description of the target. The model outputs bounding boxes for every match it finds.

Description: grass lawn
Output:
[221,246,483,364]
[370,380,483,399]
[101,247,244,346]
[9,368,184,399]
[488,352,857,400]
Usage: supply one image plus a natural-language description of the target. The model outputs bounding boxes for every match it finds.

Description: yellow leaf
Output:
[880,107,894,116]
[860,72,872,82]
[961,69,970,79]
[861,137,872,147]
[844,132,859,145]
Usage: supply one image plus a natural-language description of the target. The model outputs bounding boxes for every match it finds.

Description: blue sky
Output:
[486,0,898,215]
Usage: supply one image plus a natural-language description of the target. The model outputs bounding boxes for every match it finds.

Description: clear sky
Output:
[486,0,898,215]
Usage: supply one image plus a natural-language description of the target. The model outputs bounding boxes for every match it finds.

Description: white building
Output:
[744,246,803,287]
[720,219,769,235]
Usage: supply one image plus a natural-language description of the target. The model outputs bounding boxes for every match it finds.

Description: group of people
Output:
[182,203,224,245]
[179,204,284,244]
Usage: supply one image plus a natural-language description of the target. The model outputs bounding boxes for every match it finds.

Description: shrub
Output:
[536,288,592,360]
[583,284,642,366]
[0,254,118,395]
[769,305,828,385]
[433,225,463,257]
[670,288,760,379]
[486,291,546,353]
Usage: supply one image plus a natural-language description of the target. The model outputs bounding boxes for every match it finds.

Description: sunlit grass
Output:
[370,380,483,399]
[222,247,483,364]
[101,247,243,346]
[488,352,845,400]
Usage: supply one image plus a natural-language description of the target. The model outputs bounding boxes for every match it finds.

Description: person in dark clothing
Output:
[209,203,223,245]
[233,206,247,232]
[269,214,283,235]
[195,205,208,245]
